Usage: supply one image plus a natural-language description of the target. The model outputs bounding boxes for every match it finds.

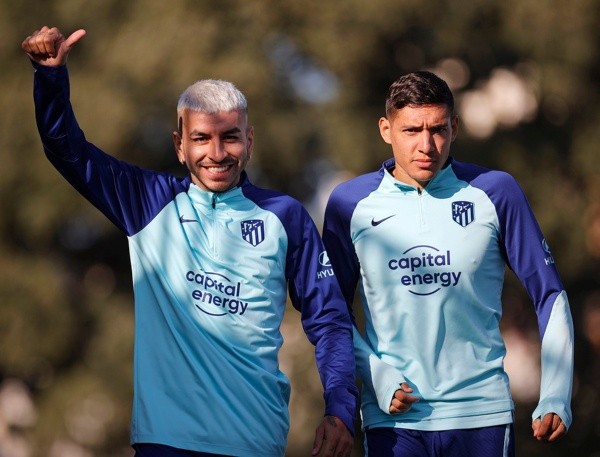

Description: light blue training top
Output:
[323,158,573,432]
[32,63,358,456]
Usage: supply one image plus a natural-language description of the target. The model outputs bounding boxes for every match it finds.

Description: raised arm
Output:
[22,26,187,236]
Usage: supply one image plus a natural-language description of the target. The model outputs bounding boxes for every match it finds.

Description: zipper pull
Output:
[211,194,217,209]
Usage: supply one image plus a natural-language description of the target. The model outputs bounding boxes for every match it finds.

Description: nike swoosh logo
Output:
[371,214,396,226]
[180,215,199,223]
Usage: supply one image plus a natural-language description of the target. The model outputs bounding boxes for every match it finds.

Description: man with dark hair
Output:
[323,70,574,456]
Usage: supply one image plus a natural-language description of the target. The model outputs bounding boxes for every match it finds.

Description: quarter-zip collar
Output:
[381,157,454,195]
[187,171,250,209]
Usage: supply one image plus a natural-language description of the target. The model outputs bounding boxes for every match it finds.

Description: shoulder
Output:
[325,169,385,226]
[240,179,314,235]
[330,170,383,201]
[327,169,385,221]
[242,181,305,215]
[450,159,523,199]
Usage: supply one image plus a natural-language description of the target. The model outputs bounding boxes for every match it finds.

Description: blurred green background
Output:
[1,0,599,456]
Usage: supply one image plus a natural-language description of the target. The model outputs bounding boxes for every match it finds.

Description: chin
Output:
[211,182,237,192]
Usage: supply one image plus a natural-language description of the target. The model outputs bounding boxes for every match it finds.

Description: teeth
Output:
[208,165,229,173]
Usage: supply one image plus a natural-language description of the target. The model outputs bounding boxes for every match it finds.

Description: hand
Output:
[532,413,567,442]
[389,382,419,414]
[21,26,86,66]
[312,415,353,457]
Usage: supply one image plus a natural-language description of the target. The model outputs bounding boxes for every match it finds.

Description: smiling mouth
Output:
[207,165,231,173]
[202,163,235,175]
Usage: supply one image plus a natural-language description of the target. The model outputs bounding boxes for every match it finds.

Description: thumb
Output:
[400,382,414,393]
[56,29,86,65]
[63,29,86,50]
[312,423,325,456]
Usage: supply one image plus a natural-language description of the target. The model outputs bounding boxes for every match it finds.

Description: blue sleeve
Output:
[242,186,358,433]
[467,166,574,429]
[32,63,189,235]
[322,174,380,310]
[478,173,564,333]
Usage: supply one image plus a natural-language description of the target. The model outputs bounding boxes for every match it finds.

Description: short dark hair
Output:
[385,71,454,117]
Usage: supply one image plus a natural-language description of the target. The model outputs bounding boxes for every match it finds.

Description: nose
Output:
[419,131,435,153]
[207,139,227,161]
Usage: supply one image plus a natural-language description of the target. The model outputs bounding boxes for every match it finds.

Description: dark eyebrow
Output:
[431,122,448,129]
[188,127,242,137]
[402,123,423,131]
[222,127,242,135]
[403,121,447,131]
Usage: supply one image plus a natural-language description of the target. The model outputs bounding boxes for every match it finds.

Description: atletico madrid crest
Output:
[241,220,265,246]
[452,201,475,227]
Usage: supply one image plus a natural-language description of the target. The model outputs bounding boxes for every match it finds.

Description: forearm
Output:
[315,325,358,433]
[29,61,167,234]
[353,326,406,413]
[533,291,574,429]
[32,62,86,161]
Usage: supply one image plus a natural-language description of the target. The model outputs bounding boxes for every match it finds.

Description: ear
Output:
[246,126,255,159]
[173,131,185,164]
[379,117,392,144]
[450,114,459,142]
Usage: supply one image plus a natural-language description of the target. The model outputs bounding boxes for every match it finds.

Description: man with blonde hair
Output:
[22,26,358,457]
